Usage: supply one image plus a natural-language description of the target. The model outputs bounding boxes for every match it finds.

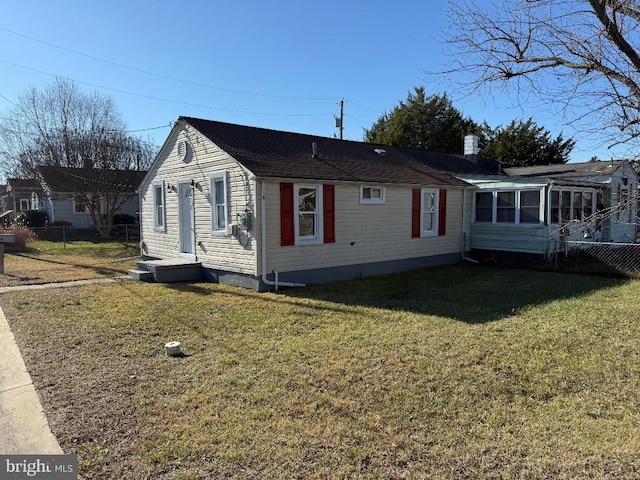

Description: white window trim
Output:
[152,180,166,232]
[517,189,543,224]
[473,189,544,226]
[210,172,229,235]
[19,199,30,211]
[295,183,323,244]
[550,187,596,224]
[360,185,386,204]
[421,188,439,237]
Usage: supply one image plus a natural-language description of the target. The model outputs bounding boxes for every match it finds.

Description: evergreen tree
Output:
[479,119,575,166]
[364,87,476,154]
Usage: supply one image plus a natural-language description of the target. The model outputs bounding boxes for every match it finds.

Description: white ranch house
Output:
[135,117,501,290]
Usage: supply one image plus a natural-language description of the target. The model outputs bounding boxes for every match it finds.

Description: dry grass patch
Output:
[0,240,139,287]
[3,266,640,478]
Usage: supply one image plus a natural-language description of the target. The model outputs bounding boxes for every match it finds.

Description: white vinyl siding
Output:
[139,127,257,276]
[265,183,463,274]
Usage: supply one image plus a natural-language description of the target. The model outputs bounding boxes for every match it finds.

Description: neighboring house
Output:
[457,160,639,257]
[0,184,8,223]
[2,178,44,224]
[38,166,146,228]
[138,117,499,290]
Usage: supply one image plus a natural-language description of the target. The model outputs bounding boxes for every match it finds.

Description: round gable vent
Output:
[177,140,189,162]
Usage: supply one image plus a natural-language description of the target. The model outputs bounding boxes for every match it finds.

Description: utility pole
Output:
[335,99,344,140]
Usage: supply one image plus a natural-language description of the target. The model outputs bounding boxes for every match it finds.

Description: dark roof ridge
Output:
[179,117,499,183]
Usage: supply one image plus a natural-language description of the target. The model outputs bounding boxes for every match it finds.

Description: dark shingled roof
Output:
[503,161,627,179]
[38,166,146,193]
[181,117,499,187]
[7,178,43,192]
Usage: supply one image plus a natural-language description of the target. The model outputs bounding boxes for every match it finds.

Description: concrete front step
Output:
[127,269,154,282]
[130,259,202,283]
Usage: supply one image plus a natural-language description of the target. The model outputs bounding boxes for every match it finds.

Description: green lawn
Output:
[2,264,640,479]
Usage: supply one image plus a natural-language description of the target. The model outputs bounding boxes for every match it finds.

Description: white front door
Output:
[178,182,195,255]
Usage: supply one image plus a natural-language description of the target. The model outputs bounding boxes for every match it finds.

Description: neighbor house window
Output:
[152,180,165,232]
[550,188,596,224]
[360,186,385,204]
[19,199,30,211]
[210,172,228,234]
[73,196,88,214]
[474,189,542,225]
[296,184,322,243]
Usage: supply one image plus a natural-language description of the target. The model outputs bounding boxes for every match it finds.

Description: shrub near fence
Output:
[30,224,140,243]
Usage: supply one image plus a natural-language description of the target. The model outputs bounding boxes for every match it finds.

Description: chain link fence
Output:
[556,240,640,278]
[30,224,140,245]
[466,233,640,278]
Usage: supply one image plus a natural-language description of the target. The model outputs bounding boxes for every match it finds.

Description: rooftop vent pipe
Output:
[312,142,318,158]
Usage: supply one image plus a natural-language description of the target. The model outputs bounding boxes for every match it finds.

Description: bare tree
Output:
[0,79,156,235]
[442,0,640,151]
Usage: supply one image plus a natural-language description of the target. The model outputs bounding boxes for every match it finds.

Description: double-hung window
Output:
[296,184,322,243]
[475,192,493,222]
[421,189,438,235]
[152,180,165,231]
[210,172,228,234]
[520,191,542,224]
[280,182,334,246]
[496,191,516,223]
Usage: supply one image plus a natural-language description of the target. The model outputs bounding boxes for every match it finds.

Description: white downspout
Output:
[462,186,478,263]
[260,181,306,291]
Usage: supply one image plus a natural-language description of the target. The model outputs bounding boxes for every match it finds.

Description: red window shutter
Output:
[323,184,335,244]
[438,189,447,236]
[411,188,421,238]
[280,183,295,246]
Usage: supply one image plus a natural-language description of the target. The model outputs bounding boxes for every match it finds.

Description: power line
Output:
[0,25,337,101]
[0,58,334,118]
[0,92,17,106]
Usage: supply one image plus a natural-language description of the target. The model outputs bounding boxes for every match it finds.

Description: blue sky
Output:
[0,0,624,172]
